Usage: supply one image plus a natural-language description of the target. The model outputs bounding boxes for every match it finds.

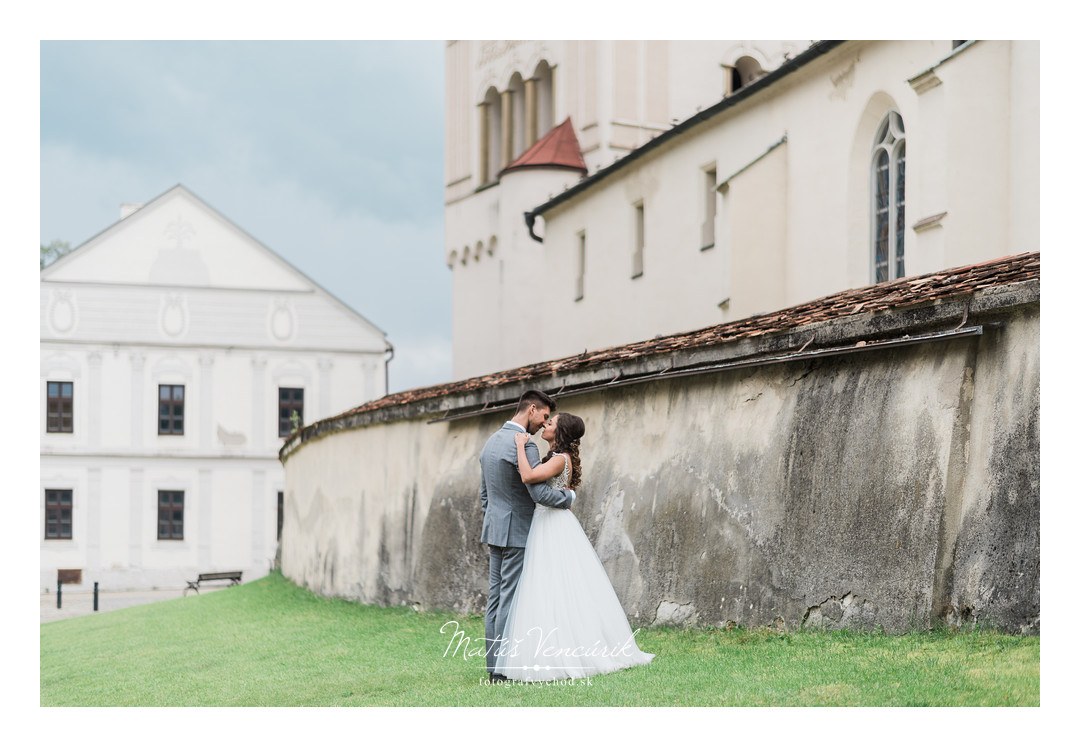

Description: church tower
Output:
[444,41,809,379]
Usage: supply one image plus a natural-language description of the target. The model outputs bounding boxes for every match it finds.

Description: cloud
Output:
[41,41,444,222]
[40,142,164,243]
[41,41,452,391]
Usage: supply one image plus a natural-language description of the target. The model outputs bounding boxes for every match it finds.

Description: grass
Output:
[40,572,1039,706]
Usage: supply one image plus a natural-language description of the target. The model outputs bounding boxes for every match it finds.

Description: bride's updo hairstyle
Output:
[545,412,585,491]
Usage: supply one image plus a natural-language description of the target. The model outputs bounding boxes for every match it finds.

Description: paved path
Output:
[41,586,227,624]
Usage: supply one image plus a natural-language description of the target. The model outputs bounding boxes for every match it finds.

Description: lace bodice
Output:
[545,452,571,490]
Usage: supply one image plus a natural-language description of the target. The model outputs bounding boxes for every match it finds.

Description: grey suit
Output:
[480,422,574,674]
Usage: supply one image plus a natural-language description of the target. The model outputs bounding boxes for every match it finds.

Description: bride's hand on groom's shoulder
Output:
[514,432,530,447]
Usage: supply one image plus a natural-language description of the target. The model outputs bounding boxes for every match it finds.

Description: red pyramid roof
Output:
[501,118,587,175]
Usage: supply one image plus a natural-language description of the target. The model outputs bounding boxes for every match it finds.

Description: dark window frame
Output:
[46,381,74,433]
[157,490,184,540]
[158,384,185,435]
[45,489,73,540]
[278,387,304,437]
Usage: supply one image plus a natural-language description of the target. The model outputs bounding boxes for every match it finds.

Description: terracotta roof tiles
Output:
[501,118,587,175]
[339,251,1039,419]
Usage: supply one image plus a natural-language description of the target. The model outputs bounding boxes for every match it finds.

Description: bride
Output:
[493,412,655,681]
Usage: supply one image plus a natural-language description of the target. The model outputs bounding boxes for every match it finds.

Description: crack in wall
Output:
[801,591,877,630]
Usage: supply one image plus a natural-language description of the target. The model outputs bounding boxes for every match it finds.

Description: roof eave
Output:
[500,163,588,177]
[531,40,846,217]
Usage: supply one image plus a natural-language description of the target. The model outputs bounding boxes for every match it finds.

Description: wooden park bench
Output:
[184,570,242,595]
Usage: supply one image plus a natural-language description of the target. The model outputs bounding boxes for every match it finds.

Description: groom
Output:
[479,389,575,682]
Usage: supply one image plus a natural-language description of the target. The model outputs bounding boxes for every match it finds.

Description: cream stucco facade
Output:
[40,185,390,591]
[445,40,1039,378]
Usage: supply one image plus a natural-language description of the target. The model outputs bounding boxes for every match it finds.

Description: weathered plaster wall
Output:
[282,299,1039,634]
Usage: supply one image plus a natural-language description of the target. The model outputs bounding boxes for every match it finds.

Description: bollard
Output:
[93,582,99,612]
[57,579,62,609]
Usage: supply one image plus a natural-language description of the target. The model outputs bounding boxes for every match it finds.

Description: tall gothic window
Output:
[872,111,906,283]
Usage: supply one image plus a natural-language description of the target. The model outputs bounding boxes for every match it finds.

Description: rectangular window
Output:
[702,167,717,249]
[632,201,644,279]
[45,489,73,539]
[277,491,284,541]
[279,388,304,437]
[157,490,184,540]
[46,381,74,433]
[158,384,185,435]
[575,232,586,302]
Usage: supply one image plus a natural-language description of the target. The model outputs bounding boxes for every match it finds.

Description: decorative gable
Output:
[43,185,309,291]
[41,184,387,349]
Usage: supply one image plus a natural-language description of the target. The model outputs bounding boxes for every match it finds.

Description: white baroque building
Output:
[40,185,390,591]
[445,40,1039,378]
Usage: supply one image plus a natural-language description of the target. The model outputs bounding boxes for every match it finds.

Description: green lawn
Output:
[40,572,1038,706]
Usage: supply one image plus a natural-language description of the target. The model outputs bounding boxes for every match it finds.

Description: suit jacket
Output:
[480,423,574,548]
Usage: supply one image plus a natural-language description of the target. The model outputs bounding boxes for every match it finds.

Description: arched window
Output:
[480,87,501,184]
[533,61,555,140]
[508,73,526,159]
[871,111,906,282]
[729,55,764,94]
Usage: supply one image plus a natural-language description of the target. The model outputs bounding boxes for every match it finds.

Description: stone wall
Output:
[281,284,1039,633]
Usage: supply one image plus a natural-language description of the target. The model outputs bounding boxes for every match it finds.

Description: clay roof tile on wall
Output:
[314,252,1039,428]
[270,250,1036,470]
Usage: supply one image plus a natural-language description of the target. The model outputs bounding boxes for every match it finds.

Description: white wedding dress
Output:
[493,453,655,681]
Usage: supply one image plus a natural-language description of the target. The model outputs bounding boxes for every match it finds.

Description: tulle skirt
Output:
[493,505,655,681]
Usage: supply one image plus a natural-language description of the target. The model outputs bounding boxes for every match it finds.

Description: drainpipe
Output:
[384,342,395,396]
[524,211,543,243]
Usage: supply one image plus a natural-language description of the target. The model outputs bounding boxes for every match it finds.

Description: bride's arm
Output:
[514,432,566,484]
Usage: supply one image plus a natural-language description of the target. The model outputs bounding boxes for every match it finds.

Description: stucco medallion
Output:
[270,300,296,342]
[160,294,188,338]
[48,290,78,335]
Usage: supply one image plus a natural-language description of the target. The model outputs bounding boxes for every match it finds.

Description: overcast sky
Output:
[40,40,448,393]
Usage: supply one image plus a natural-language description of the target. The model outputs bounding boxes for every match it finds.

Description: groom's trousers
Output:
[485,545,526,674]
